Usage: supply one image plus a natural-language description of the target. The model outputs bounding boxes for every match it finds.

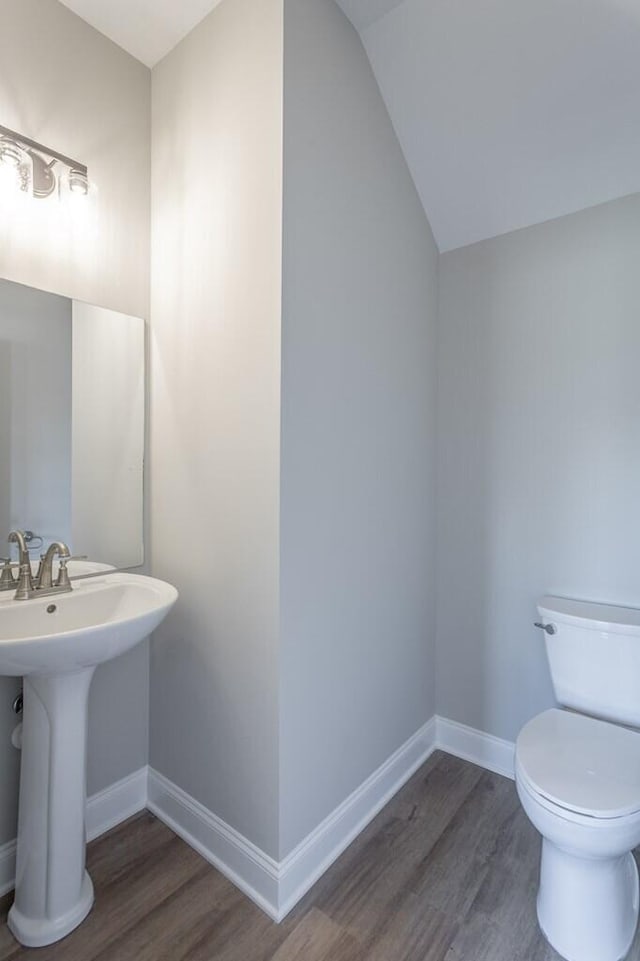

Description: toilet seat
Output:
[516,709,640,820]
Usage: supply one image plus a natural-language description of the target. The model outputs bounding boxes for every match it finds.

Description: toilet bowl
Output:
[517,596,640,961]
[516,709,640,961]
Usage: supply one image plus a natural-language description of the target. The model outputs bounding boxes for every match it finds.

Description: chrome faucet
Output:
[7,531,75,600]
[8,530,35,600]
[38,541,71,591]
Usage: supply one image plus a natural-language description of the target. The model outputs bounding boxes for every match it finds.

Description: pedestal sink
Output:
[0,571,177,947]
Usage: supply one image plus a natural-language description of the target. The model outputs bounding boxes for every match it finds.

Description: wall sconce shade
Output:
[0,138,23,168]
[68,168,89,195]
[0,124,89,200]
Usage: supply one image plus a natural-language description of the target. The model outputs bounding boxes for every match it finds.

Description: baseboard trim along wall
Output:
[85,766,149,841]
[147,768,280,918]
[0,765,149,898]
[435,715,515,780]
[0,717,516,910]
[148,715,438,921]
[276,716,437,919]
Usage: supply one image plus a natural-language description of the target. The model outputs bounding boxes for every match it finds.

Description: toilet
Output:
[516,596,640,961]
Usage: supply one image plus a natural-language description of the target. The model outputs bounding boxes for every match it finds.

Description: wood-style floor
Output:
[2,751,639,961]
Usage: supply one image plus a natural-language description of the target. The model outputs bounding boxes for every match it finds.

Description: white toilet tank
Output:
[537,596,640,727]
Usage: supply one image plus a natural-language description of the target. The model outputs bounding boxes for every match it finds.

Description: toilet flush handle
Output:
[534,622,557,635]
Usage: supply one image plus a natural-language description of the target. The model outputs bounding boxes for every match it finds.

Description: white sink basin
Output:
[1,570,177,948]
[0,572,177,675]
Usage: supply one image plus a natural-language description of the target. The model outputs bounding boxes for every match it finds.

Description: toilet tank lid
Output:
[538,596,640,636]
[516,709,640,819]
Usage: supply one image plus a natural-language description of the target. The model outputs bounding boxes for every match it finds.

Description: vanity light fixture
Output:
[68,168,89,196]
[0,124,89,199]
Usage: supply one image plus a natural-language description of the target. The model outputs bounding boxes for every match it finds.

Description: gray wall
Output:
[436,193,640,742]
[0,0,151,846]
[149,0,283,857]
[279,0,439,858]
[0,281,72,547]
[0,281,70,848]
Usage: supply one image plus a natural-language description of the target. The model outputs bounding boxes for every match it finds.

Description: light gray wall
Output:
[279,0,439,858]
[0,281,72,547]
[0,281,70,847]
[149,0,283,857]
[0,0,151,846]
[436,193,640,742]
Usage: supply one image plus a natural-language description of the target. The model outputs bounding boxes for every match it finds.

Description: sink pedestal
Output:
[8,667,96,947]
[0,570,178,946]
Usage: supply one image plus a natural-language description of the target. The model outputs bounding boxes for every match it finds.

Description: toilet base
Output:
[537,840,639,961]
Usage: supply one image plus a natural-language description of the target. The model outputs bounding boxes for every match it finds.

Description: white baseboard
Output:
[435,715,515,780]
[148,716,437,921]
[277,716,437,919]
[86,766,149,841]
[0,766,148,898]
[0,717,516,914]
[147,768,280,919]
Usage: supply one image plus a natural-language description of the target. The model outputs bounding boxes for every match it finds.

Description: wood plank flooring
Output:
[2,751,640,960]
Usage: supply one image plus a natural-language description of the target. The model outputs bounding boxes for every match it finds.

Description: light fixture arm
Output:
[0,124,87,178]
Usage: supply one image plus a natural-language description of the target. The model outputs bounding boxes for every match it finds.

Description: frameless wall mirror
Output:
[0,277,144,569]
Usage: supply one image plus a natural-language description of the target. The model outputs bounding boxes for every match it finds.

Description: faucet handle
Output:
[55,556,88,589]
[0,558,18,591]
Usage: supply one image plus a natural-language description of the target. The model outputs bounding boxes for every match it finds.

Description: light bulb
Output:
[0,138,22,168]
[68,168,89,196]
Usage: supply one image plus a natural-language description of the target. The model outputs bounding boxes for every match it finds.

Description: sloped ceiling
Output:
[333,0,406,29]
[349,0,640,251]
[58,0,640,250]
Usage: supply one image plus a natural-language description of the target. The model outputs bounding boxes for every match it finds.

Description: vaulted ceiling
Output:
[58,0,640,251]
[348,0,640,250]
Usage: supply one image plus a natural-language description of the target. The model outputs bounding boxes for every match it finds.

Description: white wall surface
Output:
[437,193,640,742]
[149,0,283,857]
[71,302,145,568]
[279,0,439,858]
[0,0,151,846]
